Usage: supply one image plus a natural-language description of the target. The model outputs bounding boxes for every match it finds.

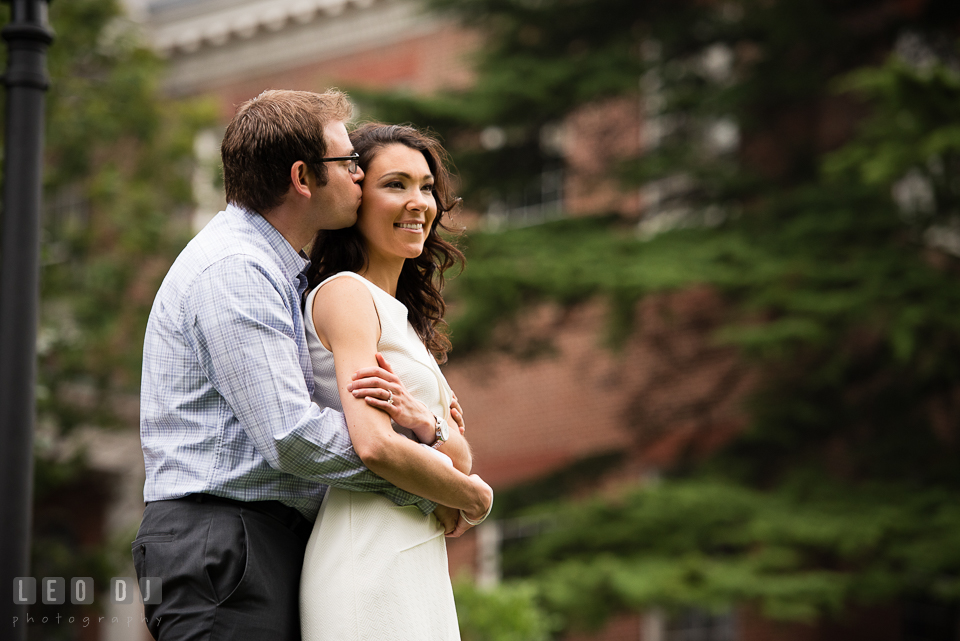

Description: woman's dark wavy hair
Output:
[305,123,464,363]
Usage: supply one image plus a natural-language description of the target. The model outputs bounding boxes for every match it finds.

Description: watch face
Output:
[437,416,450,441]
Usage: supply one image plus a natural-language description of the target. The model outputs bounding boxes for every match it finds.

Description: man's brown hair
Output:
[221,89,353,214]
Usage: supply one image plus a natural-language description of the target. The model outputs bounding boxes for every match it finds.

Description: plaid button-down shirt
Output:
[140,204,434,520]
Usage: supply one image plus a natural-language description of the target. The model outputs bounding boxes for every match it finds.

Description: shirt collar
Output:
[228,203,311,287]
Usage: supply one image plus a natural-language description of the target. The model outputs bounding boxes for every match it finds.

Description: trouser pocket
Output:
[202,509,248,605]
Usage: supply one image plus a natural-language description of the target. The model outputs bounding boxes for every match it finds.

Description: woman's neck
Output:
[358,252,404,298]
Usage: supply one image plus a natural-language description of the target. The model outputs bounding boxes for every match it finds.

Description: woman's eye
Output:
[422,184,434,192]
[385,181,403,188]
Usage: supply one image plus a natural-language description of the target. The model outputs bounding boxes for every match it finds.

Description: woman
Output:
[300,123,492,640]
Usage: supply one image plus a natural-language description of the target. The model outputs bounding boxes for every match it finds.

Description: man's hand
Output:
[450,392,465,436]
[349,353,435,441]
[433,505,460,535]
[445,511,474,538]
[438,505,479,539]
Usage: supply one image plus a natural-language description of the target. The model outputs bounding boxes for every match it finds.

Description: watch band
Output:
[431,414,449,448]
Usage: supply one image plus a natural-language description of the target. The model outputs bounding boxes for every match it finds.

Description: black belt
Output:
[183,493,314,541]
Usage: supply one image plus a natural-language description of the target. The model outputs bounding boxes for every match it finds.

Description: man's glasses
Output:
[320,153,360,174]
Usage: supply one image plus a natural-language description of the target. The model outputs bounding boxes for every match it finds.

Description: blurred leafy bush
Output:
[455,578,556,641]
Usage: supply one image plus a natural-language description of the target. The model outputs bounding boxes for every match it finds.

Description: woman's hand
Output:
[443,475,493,538]
[348,352,435,442]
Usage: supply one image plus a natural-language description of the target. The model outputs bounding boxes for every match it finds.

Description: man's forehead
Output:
[324,121,352,152]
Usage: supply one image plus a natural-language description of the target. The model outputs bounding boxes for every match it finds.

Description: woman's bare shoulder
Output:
[313,272,370,301]
[311,273,381,346]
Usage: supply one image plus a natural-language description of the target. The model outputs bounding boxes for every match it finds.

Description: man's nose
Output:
[352,166,364,183]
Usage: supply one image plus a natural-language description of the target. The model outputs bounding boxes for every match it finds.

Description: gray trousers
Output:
[132,496,310,641]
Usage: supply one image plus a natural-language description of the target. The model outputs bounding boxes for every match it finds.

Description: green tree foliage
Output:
[36,0,215,432]
[358,0,960,633]
[0,1,212,635]
[455,578,556,641]
[510,479,960,628]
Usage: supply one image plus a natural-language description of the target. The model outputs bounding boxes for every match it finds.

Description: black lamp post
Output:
[0,0,53,638]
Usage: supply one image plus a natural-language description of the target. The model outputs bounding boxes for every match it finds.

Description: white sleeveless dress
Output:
[300,271,461,641]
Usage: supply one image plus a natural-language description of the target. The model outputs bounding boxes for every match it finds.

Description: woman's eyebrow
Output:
[379,171,435,181]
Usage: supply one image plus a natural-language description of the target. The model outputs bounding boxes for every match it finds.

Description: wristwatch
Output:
[431,414,450,448]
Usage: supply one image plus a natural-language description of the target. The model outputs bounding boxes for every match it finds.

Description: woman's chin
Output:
[371,248,425,263]
[399,245,426,259]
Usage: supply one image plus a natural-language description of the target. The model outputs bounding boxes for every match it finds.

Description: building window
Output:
[902,598,959,641]
[43,183,90,233]
[645,608,738,641]
[667,608,738,641]
[42,184,90,265]
[484,167,565,230]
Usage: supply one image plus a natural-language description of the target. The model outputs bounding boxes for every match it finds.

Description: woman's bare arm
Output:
[350,353,472,474]
[312,277,491,518]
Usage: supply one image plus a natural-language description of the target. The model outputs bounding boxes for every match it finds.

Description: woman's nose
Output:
[408,190,428,210]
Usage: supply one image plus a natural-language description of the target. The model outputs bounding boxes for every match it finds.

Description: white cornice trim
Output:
[158,1,442,96]
[148,0,387,55]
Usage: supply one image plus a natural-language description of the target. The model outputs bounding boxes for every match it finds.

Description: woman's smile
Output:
[356,143,437,268]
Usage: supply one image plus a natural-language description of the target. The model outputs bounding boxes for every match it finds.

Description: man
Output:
[134,89,490,641]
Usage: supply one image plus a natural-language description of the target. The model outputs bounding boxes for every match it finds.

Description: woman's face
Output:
[356,143,437,263]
